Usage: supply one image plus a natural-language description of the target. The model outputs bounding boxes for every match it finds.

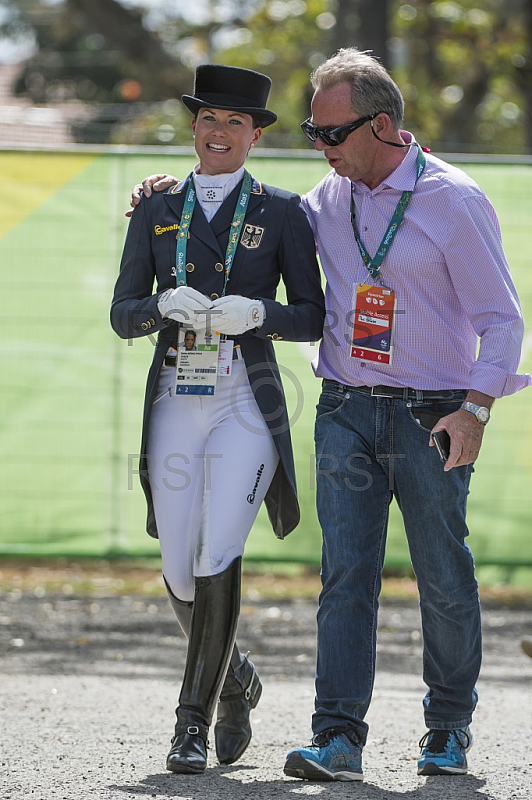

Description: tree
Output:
[66,0,185,100]
[1,0,531,152]
[392,0,528,153]
[8,0,186,103]
[513,0,532,152]
[329,0,389,67]
[215,0,330,145]
[3,0,190,142]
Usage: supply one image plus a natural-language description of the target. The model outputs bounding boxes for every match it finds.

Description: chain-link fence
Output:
[1,147,531,584]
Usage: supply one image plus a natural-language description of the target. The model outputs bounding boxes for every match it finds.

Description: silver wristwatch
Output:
[460,401,490,425]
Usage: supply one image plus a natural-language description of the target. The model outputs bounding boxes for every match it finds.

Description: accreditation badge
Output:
[174,328,220,395]
[350,283,396,365]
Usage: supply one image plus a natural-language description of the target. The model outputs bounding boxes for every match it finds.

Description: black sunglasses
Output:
[301,113,377,146]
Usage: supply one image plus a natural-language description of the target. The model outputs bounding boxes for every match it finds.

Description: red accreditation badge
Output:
[350,283,396,365]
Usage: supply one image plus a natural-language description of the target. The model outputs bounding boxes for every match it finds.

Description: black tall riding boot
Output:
[214,645,262,764]
[166,557,241,774]
[166,576,262,765]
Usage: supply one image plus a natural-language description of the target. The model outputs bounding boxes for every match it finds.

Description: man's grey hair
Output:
[310,48,404,129]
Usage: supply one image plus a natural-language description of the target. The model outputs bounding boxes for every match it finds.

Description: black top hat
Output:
[182,64,277,128]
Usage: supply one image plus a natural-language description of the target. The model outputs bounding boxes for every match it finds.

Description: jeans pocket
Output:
[407,400,462,432]
[316,390,348,420]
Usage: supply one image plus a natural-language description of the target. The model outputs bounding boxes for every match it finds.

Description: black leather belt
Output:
[353,384,458,401]
[164,345,241,368]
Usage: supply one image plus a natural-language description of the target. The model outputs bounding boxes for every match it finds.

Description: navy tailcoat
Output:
[111,173,325,540]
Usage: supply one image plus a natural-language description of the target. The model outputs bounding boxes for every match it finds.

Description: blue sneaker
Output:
[417,727,473,775]
[284,729,363,781]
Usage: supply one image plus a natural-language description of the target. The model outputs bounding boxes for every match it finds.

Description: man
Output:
[130,49,530,781]
[282,47,530,782]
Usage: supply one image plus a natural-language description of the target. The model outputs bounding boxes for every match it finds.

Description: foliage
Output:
[0,0,191,142]
[1,0,531,151]
[390,0,529,152]
[215,0,331,146]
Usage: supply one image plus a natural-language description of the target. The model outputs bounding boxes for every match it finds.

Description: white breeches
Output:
[146,359,279,601]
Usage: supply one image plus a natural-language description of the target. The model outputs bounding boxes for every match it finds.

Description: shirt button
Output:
[214,262,224,272]
[210,292,220,301]
[186,263,195,272]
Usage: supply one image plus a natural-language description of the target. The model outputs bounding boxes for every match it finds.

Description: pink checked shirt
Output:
[302,135,531,397]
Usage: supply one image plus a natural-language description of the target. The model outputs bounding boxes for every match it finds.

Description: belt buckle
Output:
[370,386,393,398]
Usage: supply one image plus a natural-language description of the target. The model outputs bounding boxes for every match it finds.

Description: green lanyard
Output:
[350,146,426,283]
[175,170,252,297]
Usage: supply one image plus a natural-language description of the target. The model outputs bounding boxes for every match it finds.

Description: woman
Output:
[111,64,324,775]
[182,330,197,351]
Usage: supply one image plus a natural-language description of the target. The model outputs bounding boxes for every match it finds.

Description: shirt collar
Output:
[193,164,245,188]
[352,130,420,194]
[381,131,419,191]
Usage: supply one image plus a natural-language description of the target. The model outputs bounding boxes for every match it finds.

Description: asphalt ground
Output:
[1,573,531,800]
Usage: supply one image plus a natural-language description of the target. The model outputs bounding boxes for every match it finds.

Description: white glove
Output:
[211,296,265,335]
[157,286,213,326]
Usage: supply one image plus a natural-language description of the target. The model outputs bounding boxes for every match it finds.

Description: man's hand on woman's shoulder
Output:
[125,174,180,217]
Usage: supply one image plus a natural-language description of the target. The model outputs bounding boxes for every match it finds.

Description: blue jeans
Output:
[312,381,481,745]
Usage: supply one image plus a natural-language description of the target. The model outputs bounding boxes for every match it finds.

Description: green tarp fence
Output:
[1,148,531,583]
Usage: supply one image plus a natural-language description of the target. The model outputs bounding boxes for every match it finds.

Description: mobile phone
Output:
[431,430,450,462]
